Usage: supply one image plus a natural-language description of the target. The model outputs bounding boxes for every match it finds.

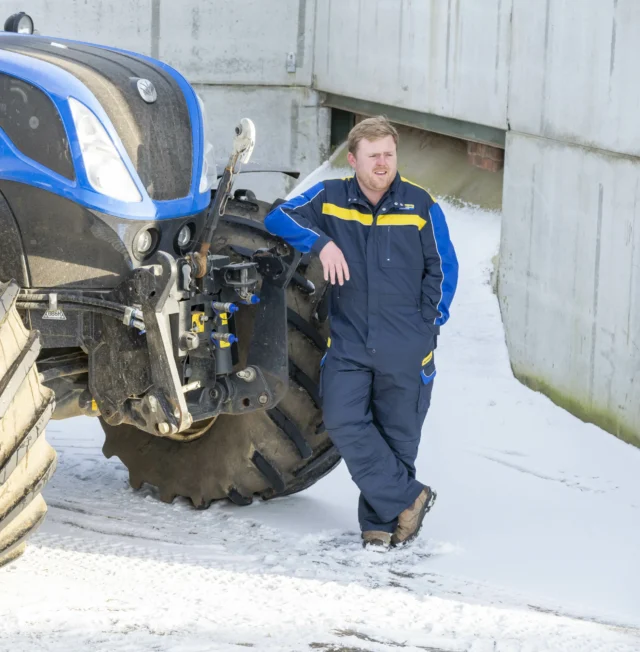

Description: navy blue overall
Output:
[265,173,458,533]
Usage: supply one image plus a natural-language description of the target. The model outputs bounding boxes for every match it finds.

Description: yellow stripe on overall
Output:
[377,213,427,230]
[400,176,436,203]
[322,203,372,226]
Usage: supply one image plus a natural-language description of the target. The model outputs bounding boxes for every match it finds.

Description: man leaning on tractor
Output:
[265,116,458,550]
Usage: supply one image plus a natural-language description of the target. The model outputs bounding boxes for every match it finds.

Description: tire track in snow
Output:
[2,538,638,652]
[22,423,639,652]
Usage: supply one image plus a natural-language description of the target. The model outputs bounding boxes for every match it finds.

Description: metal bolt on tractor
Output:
[0,13,338,565]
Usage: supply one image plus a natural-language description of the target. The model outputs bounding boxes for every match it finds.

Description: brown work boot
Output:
[361,530,392,551]
[391,486,437,547]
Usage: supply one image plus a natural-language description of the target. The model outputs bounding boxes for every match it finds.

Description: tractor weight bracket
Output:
[242,244,302,406]
[89,252,193,438]
[188,365,274,421]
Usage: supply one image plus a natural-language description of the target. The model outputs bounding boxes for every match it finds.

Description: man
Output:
[265,116,458,550]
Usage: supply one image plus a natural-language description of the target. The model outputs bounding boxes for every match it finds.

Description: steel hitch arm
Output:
[189,118,256,278]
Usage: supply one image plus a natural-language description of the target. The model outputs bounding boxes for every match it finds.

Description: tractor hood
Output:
[0,33,208,219]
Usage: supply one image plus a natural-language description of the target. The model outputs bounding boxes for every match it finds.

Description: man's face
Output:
[347,135,397,194]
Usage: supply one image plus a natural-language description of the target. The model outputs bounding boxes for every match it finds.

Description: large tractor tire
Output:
[101,199,341,508]
[0,281,56,566]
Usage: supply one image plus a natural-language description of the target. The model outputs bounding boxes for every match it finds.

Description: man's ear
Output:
[347,151,357,168]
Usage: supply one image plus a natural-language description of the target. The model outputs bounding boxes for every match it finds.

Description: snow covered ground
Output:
[1,171,639,651]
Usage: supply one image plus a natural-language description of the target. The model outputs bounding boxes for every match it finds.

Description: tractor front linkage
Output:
[21,120,302,440]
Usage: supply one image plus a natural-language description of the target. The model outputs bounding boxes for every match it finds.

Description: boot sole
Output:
[361,535,392,551]
[391,489,437,548]
[362,542,390,552]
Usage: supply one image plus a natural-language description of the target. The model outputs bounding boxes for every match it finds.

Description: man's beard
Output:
[364,168,393,191]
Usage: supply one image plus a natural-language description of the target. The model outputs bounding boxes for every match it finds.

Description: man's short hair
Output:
[347,116,399,155]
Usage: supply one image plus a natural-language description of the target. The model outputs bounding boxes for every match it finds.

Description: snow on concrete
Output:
[1,171,639,651]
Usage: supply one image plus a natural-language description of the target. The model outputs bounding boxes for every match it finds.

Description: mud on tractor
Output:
[0,13,338,565]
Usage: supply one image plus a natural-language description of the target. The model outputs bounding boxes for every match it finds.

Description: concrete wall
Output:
[500,0,640,446]
[157,0,314,87]
[314,0,512,130]
[509,1,640,156]
[194,84,329,200]
[500,134,640,445]
[0,0,329,201]
[1,0,154,53]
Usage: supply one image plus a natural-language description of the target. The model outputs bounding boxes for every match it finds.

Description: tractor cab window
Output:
[0,73,74,180]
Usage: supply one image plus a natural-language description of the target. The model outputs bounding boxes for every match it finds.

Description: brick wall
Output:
[467,142,504,172]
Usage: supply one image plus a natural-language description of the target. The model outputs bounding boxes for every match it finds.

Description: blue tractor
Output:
[0,12,337,565]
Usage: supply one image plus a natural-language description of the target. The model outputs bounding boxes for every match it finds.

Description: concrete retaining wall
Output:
[1,0,154,53]
[509,1,640,156]
[500,134,640,445]
[195,84,329,201]
[501,0,640,445]
[314,0,511,130]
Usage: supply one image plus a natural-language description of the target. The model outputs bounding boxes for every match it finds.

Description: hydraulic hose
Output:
[39,361,88,383]
[19,291,141,318]
[16,301,145,331]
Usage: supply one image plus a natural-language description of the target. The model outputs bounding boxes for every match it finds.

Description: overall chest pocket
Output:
[378,223,423,268]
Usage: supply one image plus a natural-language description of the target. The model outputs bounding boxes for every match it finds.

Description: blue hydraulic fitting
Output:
[211,332,238,344]
[240,294,260,305]
[212,301,239,313]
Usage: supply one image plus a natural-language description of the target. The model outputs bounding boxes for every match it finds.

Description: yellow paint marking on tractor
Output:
[192,312,206,333]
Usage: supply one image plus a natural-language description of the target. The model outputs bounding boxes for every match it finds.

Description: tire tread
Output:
[0,281,56,566]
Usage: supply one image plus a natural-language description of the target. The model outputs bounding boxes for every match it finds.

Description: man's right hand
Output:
[319,241,350,286]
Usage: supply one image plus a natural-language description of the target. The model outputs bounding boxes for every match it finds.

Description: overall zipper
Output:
[385,226,391,263]
[373,203,391,264]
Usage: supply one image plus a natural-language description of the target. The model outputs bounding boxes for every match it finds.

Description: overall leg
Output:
[365,346,434,532]
[321,348,420,533]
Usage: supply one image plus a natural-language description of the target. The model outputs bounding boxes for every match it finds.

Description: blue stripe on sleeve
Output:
[264,182,326,253]
[429,202,459,326]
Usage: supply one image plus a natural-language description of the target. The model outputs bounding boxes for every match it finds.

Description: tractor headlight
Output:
[176,224,192,248]
[197,95,216,194]
[133,228,158,258]
[69,98,142,203]
[135,230,153,254]
[4,12,34,34]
